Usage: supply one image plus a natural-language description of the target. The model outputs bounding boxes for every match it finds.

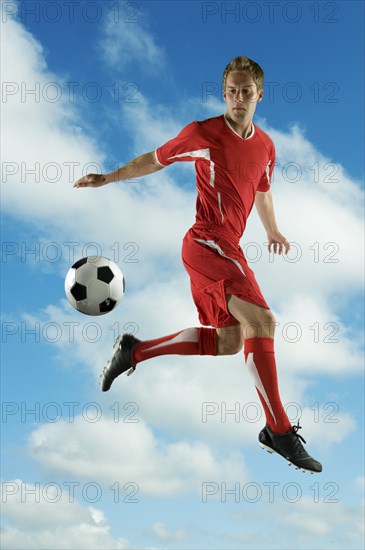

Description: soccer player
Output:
[74,56,322,473]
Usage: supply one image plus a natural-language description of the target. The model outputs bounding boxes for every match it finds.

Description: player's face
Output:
[223,71,263,127]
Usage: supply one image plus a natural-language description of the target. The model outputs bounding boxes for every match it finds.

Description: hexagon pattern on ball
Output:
[65,256,124,316]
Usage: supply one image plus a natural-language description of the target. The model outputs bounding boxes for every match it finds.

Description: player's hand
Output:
[73,174,107,188]
[267,231,290,255]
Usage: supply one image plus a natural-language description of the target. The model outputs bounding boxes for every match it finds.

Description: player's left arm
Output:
[255,191,290,255]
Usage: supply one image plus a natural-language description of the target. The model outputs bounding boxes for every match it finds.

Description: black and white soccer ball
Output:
[65,256,125,316]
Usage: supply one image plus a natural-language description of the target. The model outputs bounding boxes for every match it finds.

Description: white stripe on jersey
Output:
[265,159,272,185]
[168,148,224,221]
[167,148,215,187]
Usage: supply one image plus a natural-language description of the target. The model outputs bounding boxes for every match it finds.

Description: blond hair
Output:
[222,56,264,92]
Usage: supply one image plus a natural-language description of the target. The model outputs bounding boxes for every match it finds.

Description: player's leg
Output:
[100,327,219,391]
[227,294,322,473]
[132,327,217,363]
[101,323,246,392]
[226,293,291,433]
[100,304,265,393]
[132,323,244,361]
[226,294,277,338]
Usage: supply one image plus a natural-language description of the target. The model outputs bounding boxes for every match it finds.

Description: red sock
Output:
[244,337,291,434]
[132,327,217,364]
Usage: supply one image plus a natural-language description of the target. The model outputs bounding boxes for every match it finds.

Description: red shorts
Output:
[181,223,269,328]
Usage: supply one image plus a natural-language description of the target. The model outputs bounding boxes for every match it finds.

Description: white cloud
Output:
[273,294,363,375]
[99,8,165,73]
[275,496,365,548]
[1,480,130,549]
[243,121,364,302]
[1,18,106,222]
[232,491,365,550]
[1,17,195,291]
[28,416,249,497]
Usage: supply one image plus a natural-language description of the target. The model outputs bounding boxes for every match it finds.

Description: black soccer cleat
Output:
[259,421,322,473]
[100,333,141,392]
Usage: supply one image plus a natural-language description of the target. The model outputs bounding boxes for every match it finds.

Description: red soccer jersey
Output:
[155,114,275,240]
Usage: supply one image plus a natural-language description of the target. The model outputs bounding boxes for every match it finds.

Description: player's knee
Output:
[242,310,277,339]
[260,309,277,337]
[263,309,276,325]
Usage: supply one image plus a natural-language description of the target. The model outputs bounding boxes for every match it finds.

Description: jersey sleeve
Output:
[155,121,204,166]
[257,142,276,192]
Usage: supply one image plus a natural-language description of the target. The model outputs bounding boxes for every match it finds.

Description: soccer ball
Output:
[65,256,125,316]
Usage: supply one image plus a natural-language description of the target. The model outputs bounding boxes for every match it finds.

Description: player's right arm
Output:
[73,151,164,188]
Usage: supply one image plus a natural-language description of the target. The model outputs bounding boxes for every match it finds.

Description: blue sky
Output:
[1,1,364,549]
